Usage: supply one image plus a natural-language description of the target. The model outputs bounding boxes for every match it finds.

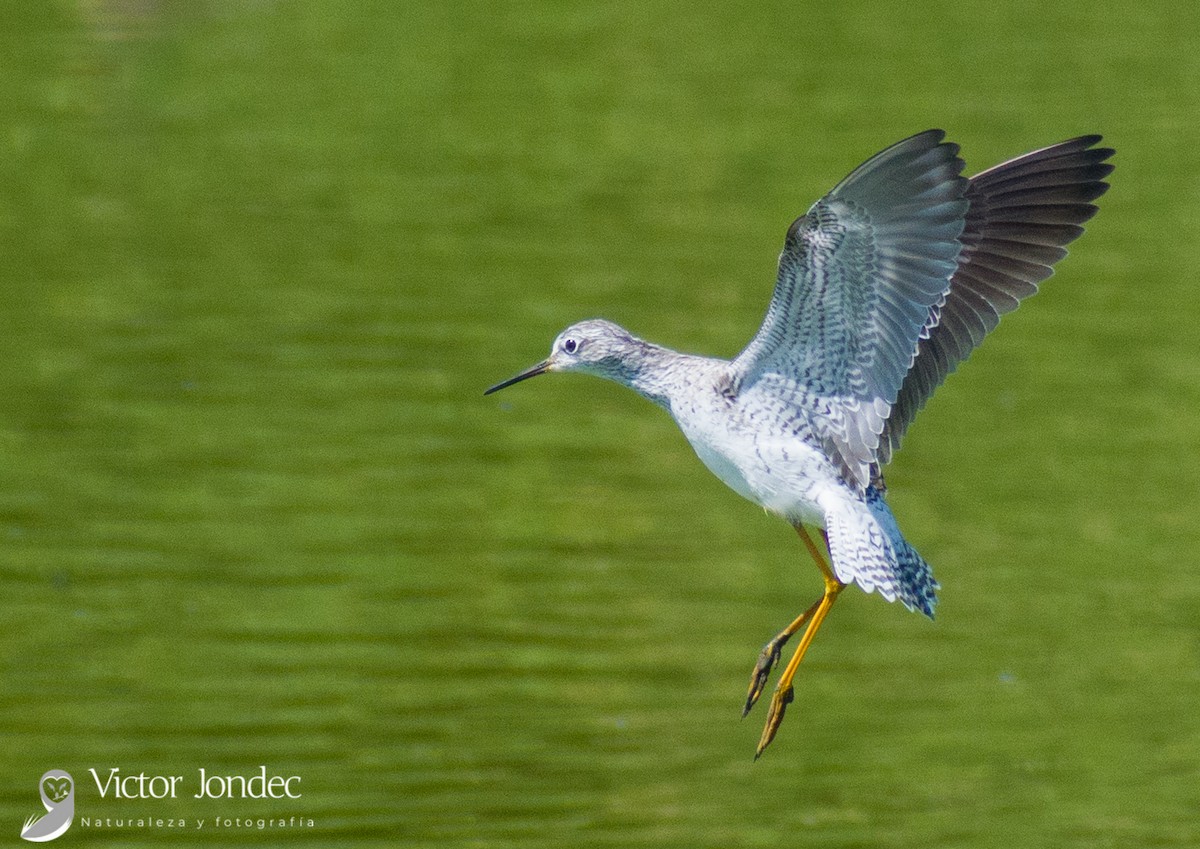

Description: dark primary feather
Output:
[877,135,1115,466]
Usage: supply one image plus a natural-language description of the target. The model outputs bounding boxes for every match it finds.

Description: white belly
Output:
[681,421,830,527]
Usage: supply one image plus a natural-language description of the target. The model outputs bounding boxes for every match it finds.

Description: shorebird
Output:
[486,130,1113,757]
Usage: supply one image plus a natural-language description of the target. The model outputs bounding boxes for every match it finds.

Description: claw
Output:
[754,684,794,759]
[743,636,787,716]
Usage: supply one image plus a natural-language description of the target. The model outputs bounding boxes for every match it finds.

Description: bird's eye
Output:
[563,338,578,354]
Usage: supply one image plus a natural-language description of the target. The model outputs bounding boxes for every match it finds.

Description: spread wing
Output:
[878,135,1115,465]
[732,130,969,488]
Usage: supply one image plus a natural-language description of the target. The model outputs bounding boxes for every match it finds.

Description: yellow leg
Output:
[743,596,822,717]
[744,526,833,714]
[752,525,844,759]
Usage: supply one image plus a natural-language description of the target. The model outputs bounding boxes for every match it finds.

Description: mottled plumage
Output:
[486,130,1114,756]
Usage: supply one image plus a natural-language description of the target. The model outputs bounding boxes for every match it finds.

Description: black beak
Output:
[484,360,552,395]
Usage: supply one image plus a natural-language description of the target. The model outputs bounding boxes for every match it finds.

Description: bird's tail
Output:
[824,486,938,618]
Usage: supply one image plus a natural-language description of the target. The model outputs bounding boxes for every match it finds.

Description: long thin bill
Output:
[484,360,551,395]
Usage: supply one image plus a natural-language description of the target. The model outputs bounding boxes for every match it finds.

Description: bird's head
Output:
[485,319,639,394]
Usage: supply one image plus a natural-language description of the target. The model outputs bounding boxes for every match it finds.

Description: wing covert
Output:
[733,130,969,487]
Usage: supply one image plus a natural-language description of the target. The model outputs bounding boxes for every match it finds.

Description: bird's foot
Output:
[743,635,788,717]
[754,683,794,759]
[742,594,824,719]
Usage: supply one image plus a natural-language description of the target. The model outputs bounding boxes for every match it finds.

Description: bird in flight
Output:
[486,130,1114,757]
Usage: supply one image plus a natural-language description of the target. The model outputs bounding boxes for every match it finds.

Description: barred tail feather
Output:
[823,487,938,618]
[865,487,938,616]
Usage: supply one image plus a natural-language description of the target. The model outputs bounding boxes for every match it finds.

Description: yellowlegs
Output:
[486,131,1113,757]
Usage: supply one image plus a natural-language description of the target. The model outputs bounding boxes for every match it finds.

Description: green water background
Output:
[2,1,1198,846]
